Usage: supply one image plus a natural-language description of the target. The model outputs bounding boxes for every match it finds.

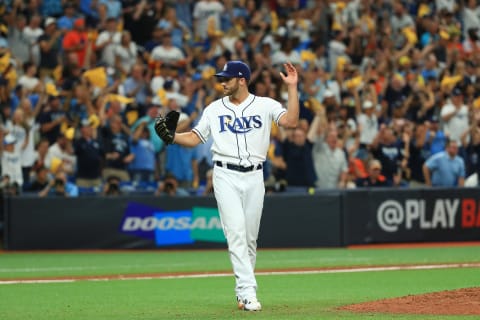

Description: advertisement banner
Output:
[5,192,342,250]
[343,188,480,245]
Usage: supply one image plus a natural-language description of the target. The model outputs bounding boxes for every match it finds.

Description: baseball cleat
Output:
[242,297,262,311]
[236,296,245,310]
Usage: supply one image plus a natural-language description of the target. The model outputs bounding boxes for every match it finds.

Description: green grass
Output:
[0,246,479,319]
[1,246,479,279]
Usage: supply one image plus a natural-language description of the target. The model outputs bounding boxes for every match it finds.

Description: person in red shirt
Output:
[355,159,388,187]
[62,18,89,67]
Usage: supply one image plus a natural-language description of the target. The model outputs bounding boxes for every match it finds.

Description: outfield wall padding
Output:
[4,193,342,250]
[343,188,480,245]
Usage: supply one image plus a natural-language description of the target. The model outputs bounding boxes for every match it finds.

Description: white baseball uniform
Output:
[193,93,286,300]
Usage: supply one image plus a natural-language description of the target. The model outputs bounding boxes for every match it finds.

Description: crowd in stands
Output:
[1,0,480,198]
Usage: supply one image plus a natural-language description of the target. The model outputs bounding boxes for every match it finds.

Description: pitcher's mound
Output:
[339,287,480,315]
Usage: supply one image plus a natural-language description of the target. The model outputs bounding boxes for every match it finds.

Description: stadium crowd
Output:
[0,0,480,197]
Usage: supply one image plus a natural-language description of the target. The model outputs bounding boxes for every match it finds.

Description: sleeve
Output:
[459,159,466,178]
[425,153,439,170]
[192,109,211,143]
[270,98,287,125]
[95,32,108,46]
[62,33,75,50]
[440,104,454,117]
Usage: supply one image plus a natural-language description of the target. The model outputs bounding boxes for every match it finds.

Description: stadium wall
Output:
[3,188,480,250]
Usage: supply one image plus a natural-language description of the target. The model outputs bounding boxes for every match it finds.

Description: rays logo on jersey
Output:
[218,115,262,134]
[119,202,225,246]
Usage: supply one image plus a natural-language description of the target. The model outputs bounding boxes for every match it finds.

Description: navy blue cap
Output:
[214,61,251,81]
[452,87,463,96]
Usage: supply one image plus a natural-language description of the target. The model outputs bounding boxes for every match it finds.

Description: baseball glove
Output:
[154,110,180,145]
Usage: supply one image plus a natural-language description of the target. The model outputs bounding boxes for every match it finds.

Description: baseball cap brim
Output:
[214,71,237,79]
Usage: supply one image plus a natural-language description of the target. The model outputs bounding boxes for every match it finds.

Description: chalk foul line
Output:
[1,263,479,285]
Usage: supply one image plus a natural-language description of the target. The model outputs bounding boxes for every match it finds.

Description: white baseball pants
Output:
[213,164,265,300]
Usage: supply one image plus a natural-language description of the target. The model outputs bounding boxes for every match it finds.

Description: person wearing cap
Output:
[440,87,469,144]
[37,88,67,145]
[38,17,62,80]
[159,60,299,311]
[1,132,23,189]
[62,18,89,67]
[355,99,379,158]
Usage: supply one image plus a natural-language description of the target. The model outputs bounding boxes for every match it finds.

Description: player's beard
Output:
[223,79,240,96]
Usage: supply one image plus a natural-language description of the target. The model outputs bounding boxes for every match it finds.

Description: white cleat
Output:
[242,297,262,311]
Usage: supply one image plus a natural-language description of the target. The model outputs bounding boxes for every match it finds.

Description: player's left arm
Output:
[278,62,299,129]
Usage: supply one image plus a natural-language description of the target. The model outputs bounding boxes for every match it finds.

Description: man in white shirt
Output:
[95,17,122,68]
[151,33,186,65]
[440,87,469,143]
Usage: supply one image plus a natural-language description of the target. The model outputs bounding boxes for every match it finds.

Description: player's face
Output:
[218,77,240,96]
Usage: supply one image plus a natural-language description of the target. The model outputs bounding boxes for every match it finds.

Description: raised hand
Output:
[279,62,298,86]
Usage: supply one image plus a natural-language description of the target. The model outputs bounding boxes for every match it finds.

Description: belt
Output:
[215,161,262,173]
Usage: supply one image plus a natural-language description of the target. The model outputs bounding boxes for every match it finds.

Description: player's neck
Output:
[228,90,250,106]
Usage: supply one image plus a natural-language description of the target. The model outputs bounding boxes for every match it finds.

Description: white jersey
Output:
[2,150,23,186]
[193,94,286,167]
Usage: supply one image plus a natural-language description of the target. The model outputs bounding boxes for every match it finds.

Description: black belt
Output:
[215,161,262,172]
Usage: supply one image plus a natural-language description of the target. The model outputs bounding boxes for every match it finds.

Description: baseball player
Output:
[155,60,299,311]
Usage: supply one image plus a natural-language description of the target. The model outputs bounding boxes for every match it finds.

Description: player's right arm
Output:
[173,131,202,148]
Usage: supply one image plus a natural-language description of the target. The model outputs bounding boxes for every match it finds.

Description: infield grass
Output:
[0,245,479,319]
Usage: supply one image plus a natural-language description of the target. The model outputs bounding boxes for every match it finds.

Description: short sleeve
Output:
[192,109,211,144]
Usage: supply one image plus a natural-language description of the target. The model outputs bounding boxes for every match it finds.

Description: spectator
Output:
[156,5,191,50]
[423,139,465,187]
[131,104,163,154]
[193,0,224,41]
[38,17,62,81]
[44,132,77,177]
[39,169,79,197]
[23,14,44,65]
[95,17,122,69]
[151,33,186,66]
[37,91,66,145]
[155,173,190,196]
[370,124,404,186]
[6,13,30,67]
[102,175,122,196]
[355,159,388,188]
[356,99,379,159]
[278,123,316,189]
[31,138,50,173]
[17,62,41,93]
[163,99,199,189]
[101,114,134,181]
[0,133,23,189]
[114,31,139,77]
[4,105,38,188]
[27,166,50,192]
[74,119,104,188]
[440,87,469,144]
[99,0,122,20]
[310,109,349,190]
[57,2,78,31]
[62,18,89,68]
[121,63,150,113]
[129,121,156,184]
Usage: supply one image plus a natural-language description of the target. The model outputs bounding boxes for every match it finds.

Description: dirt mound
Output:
[339,287,480,315]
